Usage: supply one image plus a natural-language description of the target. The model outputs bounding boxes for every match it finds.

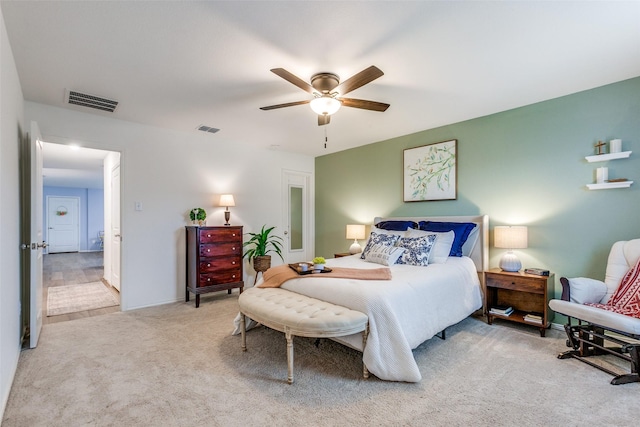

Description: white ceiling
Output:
[3,1,640,186]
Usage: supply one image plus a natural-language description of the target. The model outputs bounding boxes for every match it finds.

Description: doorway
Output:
[281,169,314,263]
[40,142,121,323]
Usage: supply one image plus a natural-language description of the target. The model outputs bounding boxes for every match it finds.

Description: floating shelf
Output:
[585,151,632,163]
[586,181,633,190]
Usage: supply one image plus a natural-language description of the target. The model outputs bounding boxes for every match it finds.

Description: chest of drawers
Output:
[185,226,243,307]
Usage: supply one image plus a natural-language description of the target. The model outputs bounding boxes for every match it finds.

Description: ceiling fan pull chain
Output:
[324,127,328,149]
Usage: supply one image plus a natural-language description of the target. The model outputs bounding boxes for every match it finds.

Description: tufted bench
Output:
[238,287,369,384]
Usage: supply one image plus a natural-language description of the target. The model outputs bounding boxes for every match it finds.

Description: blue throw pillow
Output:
[374,220,418,231]
[418,221,476,257]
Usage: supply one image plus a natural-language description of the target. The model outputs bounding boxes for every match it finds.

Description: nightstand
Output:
[485,268,555,337]
[334,252,351,258]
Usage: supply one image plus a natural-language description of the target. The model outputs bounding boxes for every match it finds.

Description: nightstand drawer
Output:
[486,274,544,294]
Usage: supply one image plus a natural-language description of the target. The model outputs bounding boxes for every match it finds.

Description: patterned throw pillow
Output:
[364,243,405,266]
[395,234,437,266]
[360,232,401,259]
[586,257,640,318]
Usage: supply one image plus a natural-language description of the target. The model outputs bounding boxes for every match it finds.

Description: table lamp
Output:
[346,224,366,254]
[219,194,235,226]
[494,226,528,272]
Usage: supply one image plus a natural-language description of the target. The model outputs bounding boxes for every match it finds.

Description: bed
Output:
[242,215,488,382]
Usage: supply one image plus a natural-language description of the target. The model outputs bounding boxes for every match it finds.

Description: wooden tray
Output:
[288,263,332,275]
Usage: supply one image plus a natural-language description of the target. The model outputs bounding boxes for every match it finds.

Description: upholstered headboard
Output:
[372,215,489,273]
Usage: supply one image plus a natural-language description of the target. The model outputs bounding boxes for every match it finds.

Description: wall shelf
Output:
[586,181,633,190]
[585,151,632,163]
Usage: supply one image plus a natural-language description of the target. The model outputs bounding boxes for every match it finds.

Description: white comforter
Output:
[254,255,482,382]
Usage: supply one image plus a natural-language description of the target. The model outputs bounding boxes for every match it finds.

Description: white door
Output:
[111,164,121,291]
[29,121,44,348]
[46,196,80,253]
[281,170,313,263]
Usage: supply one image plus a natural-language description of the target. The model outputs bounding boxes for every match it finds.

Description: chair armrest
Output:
[560,277,608,305]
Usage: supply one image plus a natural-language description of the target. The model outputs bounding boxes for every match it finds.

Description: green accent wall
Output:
[316,76,640,301]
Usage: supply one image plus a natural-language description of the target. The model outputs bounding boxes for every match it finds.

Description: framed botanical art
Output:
[403,139,457,202]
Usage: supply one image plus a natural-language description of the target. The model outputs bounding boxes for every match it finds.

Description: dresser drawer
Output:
[199,228,242,244]
[199,269,242,287]
[486,274,544,294]
[199,242,242,257]
[199,256,242,273]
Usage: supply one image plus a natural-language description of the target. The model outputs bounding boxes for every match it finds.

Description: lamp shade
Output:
[494,226,528,249]
[346,224,366,240]
[310,96,341,116]
[219,194,235,207]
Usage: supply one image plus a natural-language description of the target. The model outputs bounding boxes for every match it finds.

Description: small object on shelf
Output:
[596,167,608,184]
[607,178,628,183]
[610,139,622,153]
[524,313,543,324]
[524,268,550,276]
[489,306,514,316]
[594,140,606,155]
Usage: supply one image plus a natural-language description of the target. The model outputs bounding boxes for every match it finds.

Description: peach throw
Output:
[257,264,392,288]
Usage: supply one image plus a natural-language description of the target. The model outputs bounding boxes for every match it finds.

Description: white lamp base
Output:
[349,240,362,255]
[499,251,522,272]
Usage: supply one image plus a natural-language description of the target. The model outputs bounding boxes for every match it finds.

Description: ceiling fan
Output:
[260,65,390,126]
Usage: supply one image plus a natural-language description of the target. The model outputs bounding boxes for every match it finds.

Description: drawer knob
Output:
[207,263,211,267]
[232,275,236,278]
[232,233,236,237]
[207,278,211,282]
[207,249,210,252]
[207,234,211,237]
[232,247,236,250]
[232,261,236,265]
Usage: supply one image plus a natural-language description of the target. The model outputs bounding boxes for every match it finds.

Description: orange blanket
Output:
[257,264,392,288]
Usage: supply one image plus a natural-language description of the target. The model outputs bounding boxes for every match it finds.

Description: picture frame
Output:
[403,139,457,202]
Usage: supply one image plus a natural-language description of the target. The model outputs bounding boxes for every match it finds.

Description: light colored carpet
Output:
[47,282,118,316]
[4,293,637,426]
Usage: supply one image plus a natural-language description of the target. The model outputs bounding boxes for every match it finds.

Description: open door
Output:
[20,121,45,348]
[281,170,313,264]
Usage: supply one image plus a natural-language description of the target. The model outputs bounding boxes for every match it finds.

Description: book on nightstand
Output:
[524,268,550,276]
[523,313,543,324]
[489,306,514,316]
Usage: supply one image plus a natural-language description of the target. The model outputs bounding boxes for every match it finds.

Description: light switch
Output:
[134,201,142,211]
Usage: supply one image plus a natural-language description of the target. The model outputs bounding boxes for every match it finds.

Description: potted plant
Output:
[312,256,326,271]
[189,208,206,226]
[243,225,284,273]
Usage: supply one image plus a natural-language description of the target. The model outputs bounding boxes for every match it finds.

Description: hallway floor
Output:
[43,251,120,324]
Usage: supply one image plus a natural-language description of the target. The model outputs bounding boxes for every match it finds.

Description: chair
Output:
[549,238,640,385]
[98,231,104,249]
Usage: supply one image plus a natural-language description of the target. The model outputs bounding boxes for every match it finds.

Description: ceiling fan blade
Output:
[318,115,330,126]
[260,100,310,110]
[340,97,390,112]
[270,68,315,94]
[336,66,384,96]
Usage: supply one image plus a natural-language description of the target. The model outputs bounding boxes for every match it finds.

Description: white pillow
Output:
[370,226,406,237]
[363,243,405,266]
[406,229,455,264]
[568,277,608,304]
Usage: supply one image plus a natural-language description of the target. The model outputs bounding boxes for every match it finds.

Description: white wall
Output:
[0,7,24,418]
[25,101,315,310]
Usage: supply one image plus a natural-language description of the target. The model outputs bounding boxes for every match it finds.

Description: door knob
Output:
[37,241,48,248]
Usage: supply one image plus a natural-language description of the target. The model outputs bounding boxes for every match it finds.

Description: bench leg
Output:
[362,324,369,379]
[240,313,247,352]
[286,328,294,384]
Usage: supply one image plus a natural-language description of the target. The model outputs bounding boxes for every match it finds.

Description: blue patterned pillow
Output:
[360,232,401,259]
[396,234,437,266]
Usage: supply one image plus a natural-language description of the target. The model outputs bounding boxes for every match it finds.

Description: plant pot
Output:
[314,263,325,271]
[253,255,272,273]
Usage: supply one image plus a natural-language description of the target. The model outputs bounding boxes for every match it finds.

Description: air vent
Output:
[65,90,118,113]
[197,125,220,134]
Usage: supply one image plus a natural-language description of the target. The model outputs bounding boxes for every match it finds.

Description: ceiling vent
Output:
[65,89,118,113]
[197,125,220,134]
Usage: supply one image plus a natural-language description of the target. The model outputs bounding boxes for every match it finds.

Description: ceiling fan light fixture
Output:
[310,96,341,116]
